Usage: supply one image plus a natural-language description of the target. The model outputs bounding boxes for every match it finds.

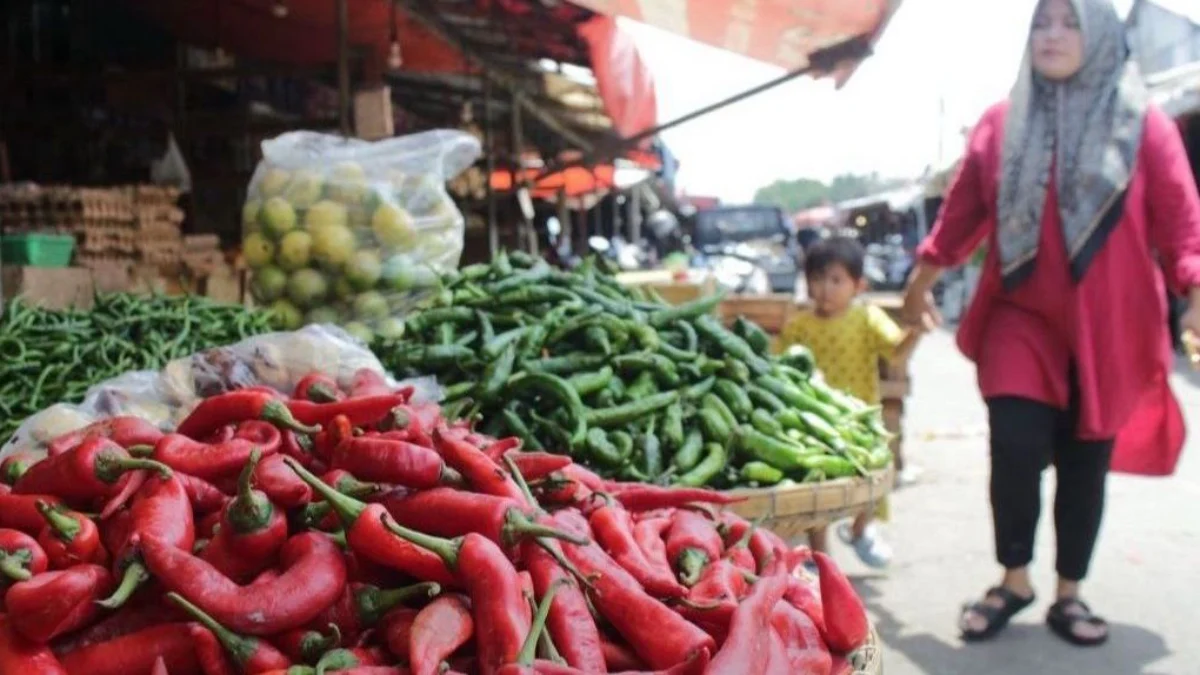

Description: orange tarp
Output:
[568,0,898,75]
[490,166,617,198]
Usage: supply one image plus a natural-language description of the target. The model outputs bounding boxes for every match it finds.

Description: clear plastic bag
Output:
[242,129,481,343]
[0,325,441,460]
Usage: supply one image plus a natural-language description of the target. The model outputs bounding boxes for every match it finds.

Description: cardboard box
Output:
[1,266,95,310]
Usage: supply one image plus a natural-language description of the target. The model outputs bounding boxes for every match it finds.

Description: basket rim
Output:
[851,626,883,675]
[720,466,894,499]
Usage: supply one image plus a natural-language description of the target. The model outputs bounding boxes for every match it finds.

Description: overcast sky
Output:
[623,0,1143,202]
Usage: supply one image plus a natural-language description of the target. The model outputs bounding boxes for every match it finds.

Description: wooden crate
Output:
[2,266,95,310]
[718,294,794,334]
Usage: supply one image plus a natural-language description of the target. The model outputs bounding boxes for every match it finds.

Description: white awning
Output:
[1148,60,1200,118]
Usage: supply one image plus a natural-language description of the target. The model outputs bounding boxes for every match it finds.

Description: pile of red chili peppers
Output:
[0,367,871,675]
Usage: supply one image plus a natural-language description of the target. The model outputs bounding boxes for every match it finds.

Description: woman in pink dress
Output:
[903,0,1200,646]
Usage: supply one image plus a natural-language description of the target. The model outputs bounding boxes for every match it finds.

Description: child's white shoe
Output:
[837,522,893,569]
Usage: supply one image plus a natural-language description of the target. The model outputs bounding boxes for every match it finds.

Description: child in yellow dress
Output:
[777,236,925,568]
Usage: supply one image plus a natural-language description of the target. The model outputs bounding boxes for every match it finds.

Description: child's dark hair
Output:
[804,236,865,280]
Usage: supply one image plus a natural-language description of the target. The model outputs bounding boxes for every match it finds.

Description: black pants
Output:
[987,397,1113,581]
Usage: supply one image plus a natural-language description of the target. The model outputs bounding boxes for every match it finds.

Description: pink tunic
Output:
[918,102,1200,475]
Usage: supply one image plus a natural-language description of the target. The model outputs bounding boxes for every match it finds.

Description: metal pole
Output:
[336,0,351,136]
[483,79,498,256]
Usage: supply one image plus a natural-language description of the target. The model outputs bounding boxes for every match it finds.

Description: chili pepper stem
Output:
[300,624,343,663]
[0,550,32,581]
[501,454,537,507]
[166,591,258,666]
[125,444,154,457]
[96,561,148,609]
[306,383,340,403]
[283,456,366,527]
[36,499,80,541]
[358,581,441,624]
[228,450,273,534]
[315,648,360,675]
[333,475,381,500]
[533,538,595,590]
[503,511,589,547]
[264,400,322,435]
[324,529,348,548]
[677,549,709,587]
[517,578,566,666]
[379,512,460,571]
[94,452,173,483]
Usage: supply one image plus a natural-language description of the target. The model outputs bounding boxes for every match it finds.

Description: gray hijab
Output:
[996,0,1149,288]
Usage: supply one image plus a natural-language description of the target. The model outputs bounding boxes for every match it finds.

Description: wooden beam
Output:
[394,0,594,153]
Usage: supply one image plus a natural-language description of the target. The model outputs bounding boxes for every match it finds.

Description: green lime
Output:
[286,269,330,309]
[250,265,287,302]
[381,257,440,292]
[343,321,374,344]
[243,232,275,269]
[305,199,348,232]
[242,199,262,230]
[268,299,303,330]
[311,222,356,269]
[328,161,369,205]
[353,291,389,320]
[344,250,382,291]
[284,170,325,209]
[306,306,342,326]
[276,230,313,271]
[261,197,298,239]
[371,202,417,250]
[375,316,406,341]
[258,167,291,197]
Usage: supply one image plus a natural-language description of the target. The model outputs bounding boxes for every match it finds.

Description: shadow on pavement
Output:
[853,576,1173,675]
[1170,355,1200,388]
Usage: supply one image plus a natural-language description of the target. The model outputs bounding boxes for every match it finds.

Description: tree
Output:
[752,178,829,213]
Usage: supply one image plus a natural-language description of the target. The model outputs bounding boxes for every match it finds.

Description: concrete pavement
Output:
[823,330,1200,675]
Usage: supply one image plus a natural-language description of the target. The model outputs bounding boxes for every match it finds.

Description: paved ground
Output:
[821,329,1200,675]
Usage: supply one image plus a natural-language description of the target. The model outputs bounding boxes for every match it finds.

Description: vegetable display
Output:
[0,371,872,674]
[374,253,893,489]
[0,294,276,442]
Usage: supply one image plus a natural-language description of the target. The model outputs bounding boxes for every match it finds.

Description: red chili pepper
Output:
[560,465,604,492]
[502,452,571,482]
[293,372,345,403]
[101,470,197,609]
[279,430,320,470]
[706,571,789,675]
[349,368,395,399]
[196,511,223,541]
[1,452,40,485]
[312,415,354,464]
[663,511,722,587]
[520,540,605,673]
[177,474,231,515]
[0,614,67,674]
[434,428,526,504]
[718,513,786,575]
[176,390,318,440]
[407,594,473,675]
[169,593,291,673]
[553,511,713,670]
[35,501,105,568]
[56,622,203,675]
[14,437,171,508]
[284,458,456,586]
[375,522,531,675]
[5,563,114,643]
[771,601,833,675]
[613,649,712,675]
[230,452,312,509]
[50,591,184,656]
[199,451,288,584]
[587,498,685,598]
[46,416,164,457]
[0,528,48,584]
[151,655,171,675]
[480,437,522,462]
[331,437,460,490]
[632,517,673,584]
[190,623,237,675]
[0,484,63,534]
[151,431,281,482]
[812,551,869,653]
[674,559,749,643]
[287,393,408,429]
[311,581,440,644]
[784,573,826,637]
[202,425,238,445]
[143,531,347,635]
[605,484,743,512]
[829,654,855,675]
[602,638,646,671]
[383,488,586,552]
[321,470,382,500]
[272,623,341,665]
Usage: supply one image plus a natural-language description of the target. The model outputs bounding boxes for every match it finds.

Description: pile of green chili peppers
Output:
[0,293,276,442]
[373,251,895,489]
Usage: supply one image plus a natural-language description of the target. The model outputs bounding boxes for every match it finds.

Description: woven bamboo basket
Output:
[724,467,894,540]
[851,627,884,675]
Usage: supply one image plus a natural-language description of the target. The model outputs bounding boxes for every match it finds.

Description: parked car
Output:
[687,205,798,294]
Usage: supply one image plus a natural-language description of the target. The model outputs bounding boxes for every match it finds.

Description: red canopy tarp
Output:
[568,0,899,80]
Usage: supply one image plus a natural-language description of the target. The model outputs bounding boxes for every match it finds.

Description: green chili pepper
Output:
[405,307,475,335]
[625,322,660,351]
[713,379,753,420]
[672,429,705,472]
[799,454,859,478]
[732,316,771,355]
[756,375,842,423]
[637,426,663,478]
[436,323,456,346]
[582,325,612,356]
[501,408,544,451]
[612,352,679,387]
[442,381,476,401]
[476,310,496,344]
[394,344,476,369]
[735,426,813,472]
[701,394,738,430]
[523,353,607,376]
[584,391,679,428]
[484,263,551,294]
[656,340,698,362]
[675,443,726,487]
[506,372,587,447]
[746,384,787,413]
[749,408,784,437]
[453,330,479,347]
[694,315,771,376]
[647,292,726,328]
[623,371,658,401]
[568,366,614,397]
[719,358,752,384]
[798,411,847,452]
[739,461,784,485]
[479,343,518,402]
[697,407,731,445]
[586,427,629,468]
[683,376,717,402]
[661,402,685,450]
[672,320,699,352]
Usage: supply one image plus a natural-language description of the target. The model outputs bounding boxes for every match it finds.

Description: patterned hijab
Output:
[996,0,1149,288]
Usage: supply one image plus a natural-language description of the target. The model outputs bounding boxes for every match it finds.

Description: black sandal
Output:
[1046,598,1109,647]
[959,586,1035,642]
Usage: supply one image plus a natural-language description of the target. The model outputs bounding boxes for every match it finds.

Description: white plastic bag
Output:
[242,129,481,343]
[0,325,440,460]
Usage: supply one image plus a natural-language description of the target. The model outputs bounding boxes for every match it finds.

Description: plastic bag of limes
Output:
[243,129,481,344]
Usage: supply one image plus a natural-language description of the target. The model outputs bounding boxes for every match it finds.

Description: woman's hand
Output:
[902,263,944,330]
[1179,296,1200,365]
